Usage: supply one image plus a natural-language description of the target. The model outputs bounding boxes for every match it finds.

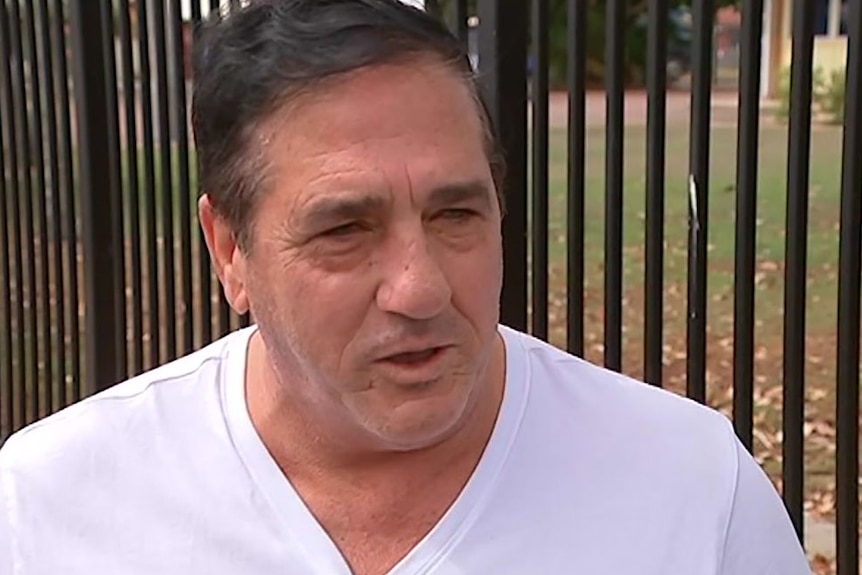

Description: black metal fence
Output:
[1,0,860,572]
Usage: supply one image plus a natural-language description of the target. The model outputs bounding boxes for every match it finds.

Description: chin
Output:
[375,424,462,453]
[366,389,475,452]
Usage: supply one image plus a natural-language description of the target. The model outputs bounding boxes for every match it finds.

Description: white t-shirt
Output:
[0,325,812,574]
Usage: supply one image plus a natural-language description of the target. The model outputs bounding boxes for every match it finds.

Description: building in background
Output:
[762,0,849,98]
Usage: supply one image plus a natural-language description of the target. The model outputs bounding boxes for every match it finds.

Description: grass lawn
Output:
[539,121,850,523]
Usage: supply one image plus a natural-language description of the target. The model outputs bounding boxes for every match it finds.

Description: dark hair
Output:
[191,0,505,250]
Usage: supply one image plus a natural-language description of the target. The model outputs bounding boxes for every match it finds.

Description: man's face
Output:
[218,61,503,451]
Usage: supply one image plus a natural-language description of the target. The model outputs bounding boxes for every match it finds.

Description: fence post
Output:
[69,0,123,393]
[476,0,529,332]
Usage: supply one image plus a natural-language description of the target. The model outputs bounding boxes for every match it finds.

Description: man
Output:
[0,1,812,573]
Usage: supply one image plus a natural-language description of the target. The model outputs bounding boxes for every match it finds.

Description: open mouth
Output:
[384,347,443,365]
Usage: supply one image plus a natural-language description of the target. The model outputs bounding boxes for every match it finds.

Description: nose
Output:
[375,234,452,320]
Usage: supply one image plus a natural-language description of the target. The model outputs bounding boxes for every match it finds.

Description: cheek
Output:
[443,237,503,319]
[287,264,378,343]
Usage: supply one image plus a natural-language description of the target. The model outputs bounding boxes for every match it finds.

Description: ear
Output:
[199,195,250,315]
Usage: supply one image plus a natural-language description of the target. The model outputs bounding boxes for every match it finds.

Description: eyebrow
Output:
[298,179,494,229]
[425,180,494,211]
[300,194,388,230]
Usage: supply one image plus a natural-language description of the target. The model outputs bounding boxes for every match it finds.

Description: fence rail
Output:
[1,0,860,572]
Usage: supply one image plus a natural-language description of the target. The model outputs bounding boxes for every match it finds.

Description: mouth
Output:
[371,344,457,386]
[380,346,448,366]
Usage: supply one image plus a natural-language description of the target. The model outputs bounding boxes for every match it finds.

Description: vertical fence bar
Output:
[100,0,126,381]
[1,2,25,426]
[69,0,124,393]
[454,0,468,44]
[0,143,8,436]
[782,0,815,542]
[190,4,202,39]
[190,1,213,347]
[218,275,231,336]
[152,0,177,362]
[117,0,143,377]
[644,0,667,387]
[169,0,194,356]
[686,0,714,404]
[566,0,585,357]
[732,0,764,452]
[211,0,232,338]
[530,0,549,341]
[0,0,10,438]
[22,0,52,418]
[0,2,20,432]
[835,0,861,570]
[8,0,38,424]
[52,0,81,405]
[477,0,529,331]
[603,0,624,372]
[138,0,161,369]
[35,0,62,414]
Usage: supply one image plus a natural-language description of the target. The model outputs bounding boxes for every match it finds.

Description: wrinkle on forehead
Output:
[403,163,418,207]
[248,60,492,224]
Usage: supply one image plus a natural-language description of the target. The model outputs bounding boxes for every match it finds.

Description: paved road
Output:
[547,89,750,129]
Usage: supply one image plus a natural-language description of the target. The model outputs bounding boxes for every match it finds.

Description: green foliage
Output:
[775,67,791,119]
[774,65,846,125]
[820,68,846,125]
[546,1,649,88]
[440,0,737,89]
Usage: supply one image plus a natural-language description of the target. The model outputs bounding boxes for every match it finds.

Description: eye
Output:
[320,222,366,238]
[436,208,478,222]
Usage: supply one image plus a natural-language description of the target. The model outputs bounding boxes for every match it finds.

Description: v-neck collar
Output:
[222,325,529,575]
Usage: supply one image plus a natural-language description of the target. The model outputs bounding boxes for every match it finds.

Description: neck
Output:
[244,331,506,487]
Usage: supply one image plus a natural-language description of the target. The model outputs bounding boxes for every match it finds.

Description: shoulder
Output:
[502,325,741,490]
[0,328,250,480]
[505,325,736,440]
[497,329,809,572]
